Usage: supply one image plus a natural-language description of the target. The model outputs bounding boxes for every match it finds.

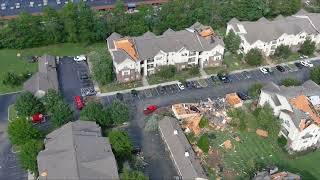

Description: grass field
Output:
[0,43,105,94]
[100,81,143,93]
[148,69,200,85]
[8,105,18,121]
[206,129,320,179]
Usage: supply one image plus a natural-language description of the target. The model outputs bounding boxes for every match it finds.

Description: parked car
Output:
[275,65,286,72]
[300,60,314,67]
[242,71,251,79]
[143,105,158,115]
[177,82,185,90]
[237,92,251,100]
[79,72,89,79]
[294,62,304,69]
[116,93,124,101]
[217,73,231,83]
[157,86,166,94]
[74,55,86,62]
[185,81,193,89]
[259,67,269,74]
[31,113,45,123]
[192,81,202,89]
[74,96,84,110]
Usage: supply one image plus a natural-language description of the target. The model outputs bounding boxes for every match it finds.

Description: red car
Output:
[32,113,44,123]
[74,96,84,110]
[143,105,157,115]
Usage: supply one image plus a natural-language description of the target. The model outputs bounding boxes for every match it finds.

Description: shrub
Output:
[281,78,300,87]
[299,38,316,56]
[2,72,23,87]
[245,49,263,66]
[274,45,291,59]
[197,133,209,153]
[248,83,263,98]
[15,92,45,117]
[108,130,133,163]
[224,30,241,54]
[19,140,43,175]
[189,65,200,76]
[277,136,287,148]
[310,67,320,85]
[157,65,176,79]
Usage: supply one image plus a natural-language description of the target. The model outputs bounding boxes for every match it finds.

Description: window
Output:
[271,40,277,44]
[140,60,144,65]
[188,57,196,63]
[122,70,130,76]
[147,64,154,69]
[155,56,162,61]
[284,120,290,128]
[181,53,188,56]
[199,51,203,55]
[147,58,154,63]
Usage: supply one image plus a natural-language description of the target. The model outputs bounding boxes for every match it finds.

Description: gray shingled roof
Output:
[23,55,59,95]
[228,15,318,44]
[107,32,122,49]
[158,116,207,180]
[37,121,119,180]
[108,23,224,64]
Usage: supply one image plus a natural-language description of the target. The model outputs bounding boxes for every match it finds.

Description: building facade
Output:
[107,22,225,83]
[258,81,320,152]
[226,10,320,56]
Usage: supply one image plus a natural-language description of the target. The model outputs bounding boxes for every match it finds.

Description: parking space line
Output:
[154,87,160,96]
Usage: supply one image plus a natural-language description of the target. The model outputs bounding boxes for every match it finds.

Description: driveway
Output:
[100,60,318,179]
[0,92,27,180]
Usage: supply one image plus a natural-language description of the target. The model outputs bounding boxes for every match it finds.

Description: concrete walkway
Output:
[200,68,208,78]
[98,56,320,97]
[142,76,149,86]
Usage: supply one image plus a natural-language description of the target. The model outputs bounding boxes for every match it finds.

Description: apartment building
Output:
[107,22,225,83]
[226,10,320,56]
[258,80,320,152]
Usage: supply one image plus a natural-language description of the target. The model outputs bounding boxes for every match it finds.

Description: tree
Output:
[227,108,247,131]
[41,89,63,112]
[89,50,115,85]
[281,78,300,87]
[60,2,78,42]
[108,130,133,162]
[310,66,320,85]
[8,117,42,146]
[2,72,23,87]
[157,65,176,79]
[248,83,263,98]
[109,101,129,125]
[51,101,73,128]
[80,101,111,127]
[189,66,200,76]
[252,105,280,138]
[299,38,316,56]
[19,140,43,175]
[199,116,209,128]
[245,49,263,66]
[15,92,44,117]
[121,169,149,180]
[78,2,95,43]
[197,133,209,153]
[42,7,64,44]
[274,45,291,59]
[224,30,241,53]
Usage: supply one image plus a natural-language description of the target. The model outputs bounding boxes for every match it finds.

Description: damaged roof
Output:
[158,116,207,180]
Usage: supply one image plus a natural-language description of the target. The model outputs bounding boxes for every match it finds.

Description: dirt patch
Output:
[207,149,221,167]
[223,169,237,180]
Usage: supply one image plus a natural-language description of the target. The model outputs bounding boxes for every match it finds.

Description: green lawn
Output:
[100,81,143,93]
[207,129,320,179]
[8,105,18,121]
[0,43,105,94]
[148,69,199,85]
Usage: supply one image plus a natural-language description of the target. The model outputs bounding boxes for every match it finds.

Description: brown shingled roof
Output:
[290,95,320,124]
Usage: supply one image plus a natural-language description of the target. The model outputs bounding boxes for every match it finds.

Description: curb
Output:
[0,91,22,96]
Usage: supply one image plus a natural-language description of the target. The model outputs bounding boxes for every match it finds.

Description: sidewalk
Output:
[98,56,320,97]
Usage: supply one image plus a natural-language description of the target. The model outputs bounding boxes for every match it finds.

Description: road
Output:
[100,60,320,179]
[0,92,27,180]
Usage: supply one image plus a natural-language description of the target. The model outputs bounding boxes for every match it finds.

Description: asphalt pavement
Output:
[0,92,27,180]
[100,59,320,179]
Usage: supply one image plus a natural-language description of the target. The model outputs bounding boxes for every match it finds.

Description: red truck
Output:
[143,105,158,115]
[31,113,45,123]
[74,96,84,110]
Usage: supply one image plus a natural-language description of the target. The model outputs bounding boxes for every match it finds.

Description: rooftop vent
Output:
[174,130,178,135]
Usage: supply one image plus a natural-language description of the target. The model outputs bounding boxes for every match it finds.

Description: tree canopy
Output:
[108,130,133,162]
[108,101,129,125]
[248,83,263,98]
[274,45,291,60]
[15,92,44,117]
[8,117,42,146]
[281,78,300,87]
[245,49,263,66]
[299,38,316,56]
[41,89,64,112]
[19,140,44,175]
[224,30,241,53]
[80,101,111,127]
[310,67,320,85]
[50,100,73,128]
[197,133,209,153]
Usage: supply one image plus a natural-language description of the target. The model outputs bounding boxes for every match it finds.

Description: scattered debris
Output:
[222,140,233,149]
[256,129,269,138]
[235,136,241,142]
[225,93,243,108]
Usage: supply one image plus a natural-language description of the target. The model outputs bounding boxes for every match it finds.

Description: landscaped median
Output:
[0,43,105,94]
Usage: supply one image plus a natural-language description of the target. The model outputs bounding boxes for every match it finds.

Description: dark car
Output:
[116,93,124,101]
[217,73,231,83]
[157,86,165,94]
[237,92,251,100]
[211,75,217,82]
[186,81,193,89]
[276,65,286,72]
[191,81,202,89]
[242,71,251,79]
[295,62,304,69]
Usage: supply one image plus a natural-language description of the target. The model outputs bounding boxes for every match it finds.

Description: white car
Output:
[259,67,268,74]
[74,55,86,62]
[300,60,314,67]
[177,82,185,90]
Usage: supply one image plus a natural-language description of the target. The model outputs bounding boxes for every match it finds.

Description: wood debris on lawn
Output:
[222,140,233,149]
[256,129,269,138]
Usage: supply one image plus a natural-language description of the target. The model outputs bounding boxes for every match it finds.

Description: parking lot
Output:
[57,56,94,105]
[103,59,320,105]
